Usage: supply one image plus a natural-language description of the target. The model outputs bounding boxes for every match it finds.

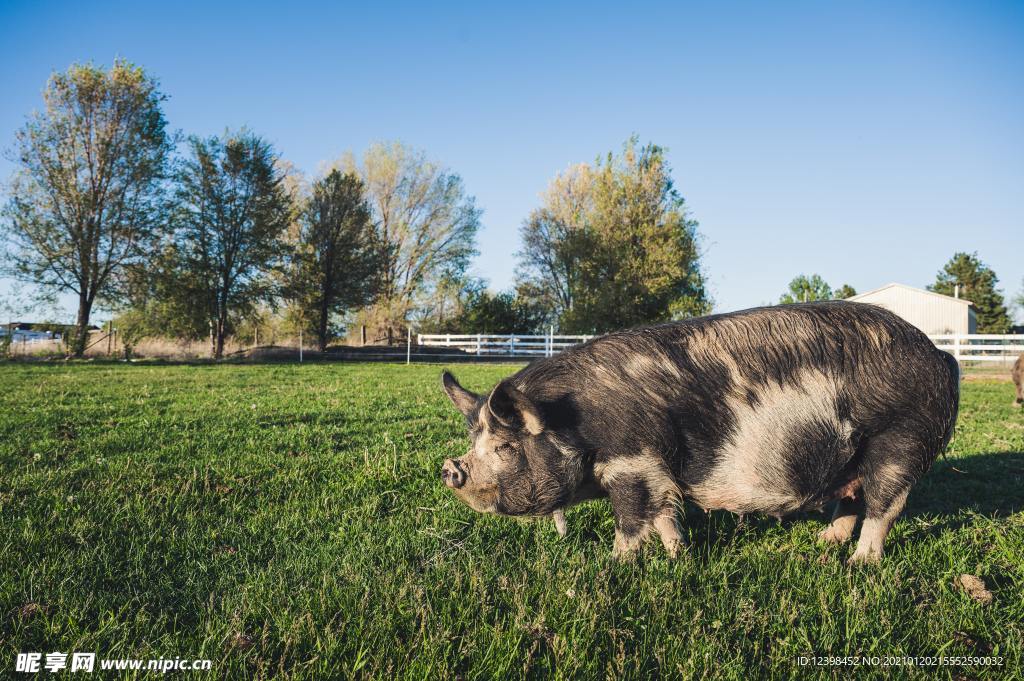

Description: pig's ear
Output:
[486,381,544,435]
[441,371,479,417]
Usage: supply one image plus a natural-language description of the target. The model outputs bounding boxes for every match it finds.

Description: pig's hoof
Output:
[846,550,882,566]
[611,548,639,562]
[1014,400,1023,409]
[818,525,853,545]
[612,529,646,560]
[611,539,642,562]
[552,510,567,538]
[663,540,687,560]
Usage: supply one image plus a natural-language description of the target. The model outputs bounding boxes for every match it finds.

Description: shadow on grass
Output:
[671,451,1024,548]
[909,451,1024,517]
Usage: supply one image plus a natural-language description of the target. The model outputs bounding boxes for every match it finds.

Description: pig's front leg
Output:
[551,509,567,538]
[600,456,684,559]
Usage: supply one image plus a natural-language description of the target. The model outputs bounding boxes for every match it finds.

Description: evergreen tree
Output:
[286,170,385,351]
[175,131,294,358]
[929,252,1010,333]
[834,284,857,300]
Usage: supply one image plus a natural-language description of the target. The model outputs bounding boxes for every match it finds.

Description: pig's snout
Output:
[441,459,466,489]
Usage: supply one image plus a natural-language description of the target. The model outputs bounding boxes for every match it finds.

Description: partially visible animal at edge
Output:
[439,302,960,565]
[1013,353,1023,408]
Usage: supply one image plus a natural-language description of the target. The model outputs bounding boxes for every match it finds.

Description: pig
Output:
[1013,353,1023,407]
[439,302,960,564]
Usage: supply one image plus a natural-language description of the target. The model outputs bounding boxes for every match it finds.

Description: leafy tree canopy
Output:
[421,280,547,335]
[2,60,173,356]
[516,136,708,334]
[779,274,833,304]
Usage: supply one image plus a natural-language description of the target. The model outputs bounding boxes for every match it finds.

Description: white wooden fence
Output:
[928,334,1024,363]
[420,331,1024,362]
[418,332,593,357]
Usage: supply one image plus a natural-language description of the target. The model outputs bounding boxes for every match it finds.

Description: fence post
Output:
[407,327,412,365]
[548,325,554,357]
[509,335,515,356]
[361,325,366,347]
[446,333,451,348]
[477,333,481,356]
[953,334,960,362]
[299,328,303,363]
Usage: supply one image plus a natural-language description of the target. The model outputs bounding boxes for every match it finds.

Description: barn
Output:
[848,283,977,335]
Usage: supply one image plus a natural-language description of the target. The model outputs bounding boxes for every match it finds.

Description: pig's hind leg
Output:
[848,429,928,565]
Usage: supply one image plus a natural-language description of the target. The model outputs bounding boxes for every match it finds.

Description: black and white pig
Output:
[439,302,960,564]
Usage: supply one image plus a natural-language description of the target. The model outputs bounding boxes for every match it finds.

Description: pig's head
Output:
[440,371,581,516]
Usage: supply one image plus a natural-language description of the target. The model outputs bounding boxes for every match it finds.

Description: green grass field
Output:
[1,362,1021,679]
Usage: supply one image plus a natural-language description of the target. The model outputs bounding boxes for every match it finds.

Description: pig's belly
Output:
[685,372,855,515]
[686,464,822,516]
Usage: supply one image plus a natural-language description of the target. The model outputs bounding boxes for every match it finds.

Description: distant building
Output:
[848,283,976,335]
[0,322,59,343]
[0,322,98,343]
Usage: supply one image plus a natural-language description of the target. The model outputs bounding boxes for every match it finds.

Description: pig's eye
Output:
[494,442,518,458]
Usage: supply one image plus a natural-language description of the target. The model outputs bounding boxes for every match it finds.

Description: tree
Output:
[175,131,293,358]
[1,60,173,356]
[834,284,857,300]
[109,241,209,347]
[928,252,1010,333]
[341,142,480,343]
[779,274,833,304]
[516,164,592,321]
[286,169,385,351]
[516,137,708,334]
[420,279,547,334]
[460,288,547,334]
[0,283,36,358]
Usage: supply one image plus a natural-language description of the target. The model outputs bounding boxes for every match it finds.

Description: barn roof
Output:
[849,282,974,307]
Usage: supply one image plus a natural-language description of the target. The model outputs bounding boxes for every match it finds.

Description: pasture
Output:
[1,362,1021,679]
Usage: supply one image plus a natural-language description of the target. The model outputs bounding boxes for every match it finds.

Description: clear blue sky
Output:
[2,0,1022,322]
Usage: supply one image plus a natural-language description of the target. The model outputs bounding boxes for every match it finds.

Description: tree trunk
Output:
[70,292,93,358]
[212,290,228,359]
[317,298,330,352]
[213,316,226,359]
